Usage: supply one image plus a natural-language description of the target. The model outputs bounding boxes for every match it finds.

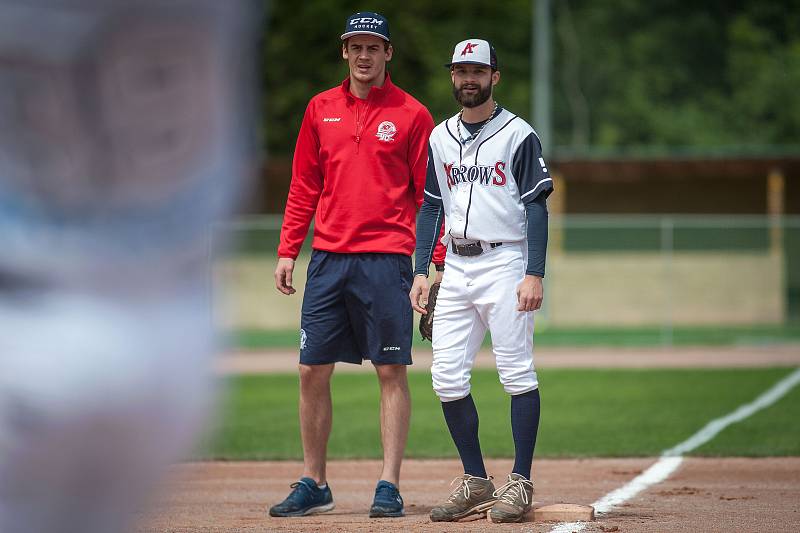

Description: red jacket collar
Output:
[341,73,395,101]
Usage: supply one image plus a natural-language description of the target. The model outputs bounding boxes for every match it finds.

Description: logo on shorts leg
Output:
[383,346,400,351]
[300,329,307,350]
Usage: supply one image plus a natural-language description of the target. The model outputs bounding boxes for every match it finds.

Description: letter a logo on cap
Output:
[461,42,479,56]
[447,38,497,69]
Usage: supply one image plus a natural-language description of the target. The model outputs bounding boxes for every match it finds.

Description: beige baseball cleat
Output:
[429,474,497,522]
[488,473,534,523]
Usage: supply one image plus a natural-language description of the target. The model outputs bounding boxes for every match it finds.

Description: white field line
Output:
[548,367,800,533]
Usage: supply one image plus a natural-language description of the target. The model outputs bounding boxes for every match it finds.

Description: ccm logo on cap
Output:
[350,17,384,26]
[461,42,479,56]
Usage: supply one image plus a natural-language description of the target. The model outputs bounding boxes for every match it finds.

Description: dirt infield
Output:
[138,346,800,532]
[138,458,800,532]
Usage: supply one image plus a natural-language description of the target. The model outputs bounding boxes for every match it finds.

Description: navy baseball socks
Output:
[510,388,541,480]
[369,480,405,517]
[440,394,488,478]
[441,389,540,479]
[269,477,335,517]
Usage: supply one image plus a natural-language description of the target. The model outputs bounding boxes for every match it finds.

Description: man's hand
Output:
[274,257,296,295]
[409,274,430,314]
[517,275,543,312]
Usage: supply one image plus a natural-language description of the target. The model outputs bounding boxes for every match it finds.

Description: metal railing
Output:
[213,215,800,341]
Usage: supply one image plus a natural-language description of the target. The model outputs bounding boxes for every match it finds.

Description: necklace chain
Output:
[457,102,499,145]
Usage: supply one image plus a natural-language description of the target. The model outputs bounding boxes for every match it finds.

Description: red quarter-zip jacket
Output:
[278,75,435,259]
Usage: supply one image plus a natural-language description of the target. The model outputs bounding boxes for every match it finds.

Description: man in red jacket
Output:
[269,11,435,519]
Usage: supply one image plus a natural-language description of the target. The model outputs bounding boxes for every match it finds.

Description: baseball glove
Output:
[418,281,440,341]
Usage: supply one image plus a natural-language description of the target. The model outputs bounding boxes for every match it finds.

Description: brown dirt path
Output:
[137,458,800,532]
[216,345,800,374]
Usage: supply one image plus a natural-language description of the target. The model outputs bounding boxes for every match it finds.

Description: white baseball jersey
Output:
[423,108,553,245]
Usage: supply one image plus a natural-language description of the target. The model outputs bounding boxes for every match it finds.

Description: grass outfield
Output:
[229,324,800,350]
[198,368,800,460]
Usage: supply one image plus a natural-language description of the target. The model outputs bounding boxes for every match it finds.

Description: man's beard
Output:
[452,81,492,108]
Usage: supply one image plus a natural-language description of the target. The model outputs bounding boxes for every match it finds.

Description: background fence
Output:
[213,215,800,345]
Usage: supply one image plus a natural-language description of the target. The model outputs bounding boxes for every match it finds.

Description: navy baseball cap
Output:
[446,38,498,70]
[341,11,390,41]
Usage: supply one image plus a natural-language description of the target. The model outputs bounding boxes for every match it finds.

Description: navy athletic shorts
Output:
[299,250,413,366]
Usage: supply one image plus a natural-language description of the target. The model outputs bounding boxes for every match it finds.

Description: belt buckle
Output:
[452,241,483,257]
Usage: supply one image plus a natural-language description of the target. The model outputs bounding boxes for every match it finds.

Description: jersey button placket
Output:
[455,186,468,235]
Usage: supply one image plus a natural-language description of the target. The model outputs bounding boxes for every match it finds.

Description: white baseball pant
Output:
[431,240,538,401]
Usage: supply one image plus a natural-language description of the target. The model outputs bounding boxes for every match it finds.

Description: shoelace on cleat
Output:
[492,476,534,506]
[445,474,491,503]
[446,476,471,503]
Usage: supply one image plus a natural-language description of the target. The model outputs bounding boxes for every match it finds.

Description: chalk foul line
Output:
[549,367,800,533]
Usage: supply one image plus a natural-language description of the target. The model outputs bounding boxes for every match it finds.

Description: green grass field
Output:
[229,324,800,350]
[198,368,800,460]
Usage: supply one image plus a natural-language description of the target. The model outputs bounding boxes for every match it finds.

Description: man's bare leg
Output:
[374,364,411,487]
[299,363,335,484]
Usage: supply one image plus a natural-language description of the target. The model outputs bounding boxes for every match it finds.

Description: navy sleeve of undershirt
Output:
[414,200,444,276]
[525,195,548,277]
[513,133,553,204]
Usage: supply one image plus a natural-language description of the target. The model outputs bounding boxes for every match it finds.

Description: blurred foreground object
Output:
[0,1,258,532]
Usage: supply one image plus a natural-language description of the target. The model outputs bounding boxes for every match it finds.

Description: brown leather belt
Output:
[450,241,503,256]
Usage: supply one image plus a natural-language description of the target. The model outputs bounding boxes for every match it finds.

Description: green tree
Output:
[261,0,533,155]
[553,0,800,153]
[260,0,800,157]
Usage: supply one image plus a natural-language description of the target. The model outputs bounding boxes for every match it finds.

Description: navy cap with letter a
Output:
[341,11,390,41]
[446,38,498,70]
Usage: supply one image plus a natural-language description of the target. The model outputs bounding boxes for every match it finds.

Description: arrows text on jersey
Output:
[445,161,506,189]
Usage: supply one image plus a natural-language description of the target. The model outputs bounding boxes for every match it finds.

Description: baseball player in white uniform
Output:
[409,38,552,523]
